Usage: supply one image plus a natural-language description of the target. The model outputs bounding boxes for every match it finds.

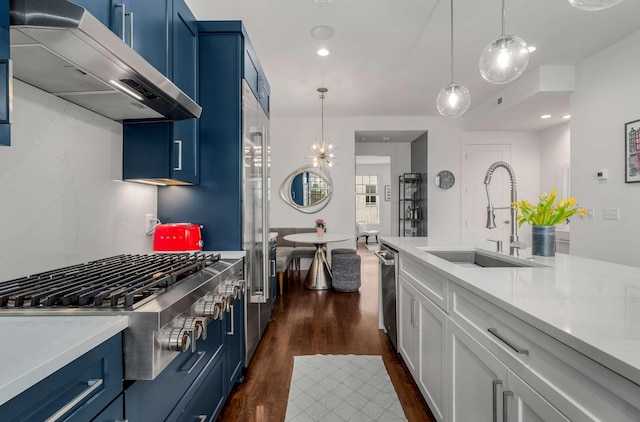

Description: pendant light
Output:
[436,0,471,117]
[568,0,624,11]
[479,0,529,84]
[308,88,337,169]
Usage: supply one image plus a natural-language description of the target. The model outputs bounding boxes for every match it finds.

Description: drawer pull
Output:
[488,328,529,355]
[492,379,502,422]
[45,378,103,422]
[227,304,235,335]
[180,351,206,374]
[503,390,514,422]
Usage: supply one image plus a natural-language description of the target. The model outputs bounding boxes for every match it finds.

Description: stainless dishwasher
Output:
[375,244,399,351]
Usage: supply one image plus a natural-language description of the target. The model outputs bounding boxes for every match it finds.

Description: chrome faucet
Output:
[483,161,526,256]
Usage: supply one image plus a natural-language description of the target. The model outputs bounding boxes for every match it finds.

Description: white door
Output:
[398,276,419,377]
[448,320,507,422]
[461,144,512,246]
[418,294,448,422]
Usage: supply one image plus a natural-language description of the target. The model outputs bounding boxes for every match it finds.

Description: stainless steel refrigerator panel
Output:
[242,79,272,366]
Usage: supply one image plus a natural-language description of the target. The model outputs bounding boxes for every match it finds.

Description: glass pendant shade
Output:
[479,34,529,84]
[568,0,624,11]
[436,84,471,117]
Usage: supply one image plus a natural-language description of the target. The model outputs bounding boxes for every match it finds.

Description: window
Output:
[355,175,379,223]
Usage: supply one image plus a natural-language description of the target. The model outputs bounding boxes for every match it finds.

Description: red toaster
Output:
[153,223,204,252]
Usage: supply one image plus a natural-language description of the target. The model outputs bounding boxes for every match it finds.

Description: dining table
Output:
[283,232,353,290]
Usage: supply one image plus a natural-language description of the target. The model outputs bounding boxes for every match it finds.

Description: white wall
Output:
[270,116,463,249]
[270,115,542,247]
[570,29,640,266]
[540,122,570,195]
[354,162,392,238]
[355,143,411,237]
[0,81,157,280]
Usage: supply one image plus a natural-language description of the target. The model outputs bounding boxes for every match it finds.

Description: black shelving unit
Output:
[399,173,424,237]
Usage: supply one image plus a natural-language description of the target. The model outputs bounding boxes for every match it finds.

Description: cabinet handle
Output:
[226,304,235,335]
[492,379,502,422]
[198,416,208,422]
[114,4,126,42]
[45,379,104,422]
[180,351,206,374]
[410,298,414,327]
[503,390,514,422]
[270,259,276,277]
[125,11,134,48]
[1,59,12,124]
[488,328,529,355]
[174,140,183,171]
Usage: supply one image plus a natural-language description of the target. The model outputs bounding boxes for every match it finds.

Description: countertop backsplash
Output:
[0,81,157,280]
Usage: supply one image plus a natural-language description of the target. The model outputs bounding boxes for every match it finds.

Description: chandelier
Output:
[308,88,337,169]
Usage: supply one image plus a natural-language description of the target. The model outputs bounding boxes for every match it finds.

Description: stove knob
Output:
[167,328,191,352]
[220,283,238,300]
[183,317,204,340]
[195,301,220,320]
[233,279,246,295]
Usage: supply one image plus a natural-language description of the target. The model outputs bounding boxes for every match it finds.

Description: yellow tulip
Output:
[522,199,529,206]
[577,208,587,216]
[550,188,557,197]
[557,199,565,208]
[541,191,548,198]
[511,201,519,207]
[567,197,576,206]
[516,214,523,221]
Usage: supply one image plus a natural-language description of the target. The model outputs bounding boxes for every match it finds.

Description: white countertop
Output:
[0,315,129,406]
[381,236,640,386]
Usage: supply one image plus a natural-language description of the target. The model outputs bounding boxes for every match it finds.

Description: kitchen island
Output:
[381,236,640,422]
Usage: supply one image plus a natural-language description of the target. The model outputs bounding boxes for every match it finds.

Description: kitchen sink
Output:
[424,250,545,268]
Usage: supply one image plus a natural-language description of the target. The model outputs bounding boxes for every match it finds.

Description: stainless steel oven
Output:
[375,244,398,351]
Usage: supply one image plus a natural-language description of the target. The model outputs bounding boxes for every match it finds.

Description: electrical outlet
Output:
[583,208,595,219]
[145,214,155,233]
[603,208,620,220]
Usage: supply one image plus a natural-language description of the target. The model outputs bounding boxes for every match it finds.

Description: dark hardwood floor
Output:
[218,244,435,421]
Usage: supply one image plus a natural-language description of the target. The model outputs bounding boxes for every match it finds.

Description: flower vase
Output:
[532,225,555,257]
[316,227,324,237]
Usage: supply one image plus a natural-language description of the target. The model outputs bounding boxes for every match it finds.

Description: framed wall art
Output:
[625,119,640,183]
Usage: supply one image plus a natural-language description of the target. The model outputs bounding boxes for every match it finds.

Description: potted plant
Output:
[315,219,326,237]
[512,189,586,256]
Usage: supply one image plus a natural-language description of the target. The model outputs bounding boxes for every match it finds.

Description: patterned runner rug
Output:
[285,354,407,421]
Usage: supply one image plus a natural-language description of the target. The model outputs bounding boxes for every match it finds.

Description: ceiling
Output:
[186,0,640,129]
[355,130,426,143]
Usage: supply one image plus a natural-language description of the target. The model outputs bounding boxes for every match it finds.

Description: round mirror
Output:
[279,166,333,213]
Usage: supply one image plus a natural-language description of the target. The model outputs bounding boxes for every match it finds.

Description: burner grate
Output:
[0,253,220,308]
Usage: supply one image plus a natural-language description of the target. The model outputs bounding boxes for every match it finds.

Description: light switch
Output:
[604,208,620,220]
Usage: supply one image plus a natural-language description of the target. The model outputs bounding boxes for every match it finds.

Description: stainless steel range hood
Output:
[9,0,202,121]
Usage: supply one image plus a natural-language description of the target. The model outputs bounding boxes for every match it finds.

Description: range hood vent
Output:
[9,0,202,121]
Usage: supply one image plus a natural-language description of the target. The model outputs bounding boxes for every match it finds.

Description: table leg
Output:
[304,243,332,290]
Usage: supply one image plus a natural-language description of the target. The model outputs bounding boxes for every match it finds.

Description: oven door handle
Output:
[45,379,103,422]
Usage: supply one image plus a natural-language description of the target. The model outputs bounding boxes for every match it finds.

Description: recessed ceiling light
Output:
[540,114,552,119]
[382,137,391,141]
[317,48,330,57]
[562,114,571,119]
[527,46,537,53]
[311,25,335,40]
[360,137,366,141]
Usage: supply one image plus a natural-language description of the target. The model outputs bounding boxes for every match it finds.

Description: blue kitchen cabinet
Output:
[158,21,270,250]
[92,394,124,421]
[226,294,246,391]
[168,354,226,422]
[122,0,199,185]
[1,0,10,146]
[0,334,123,422]
[124,317,225,422]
